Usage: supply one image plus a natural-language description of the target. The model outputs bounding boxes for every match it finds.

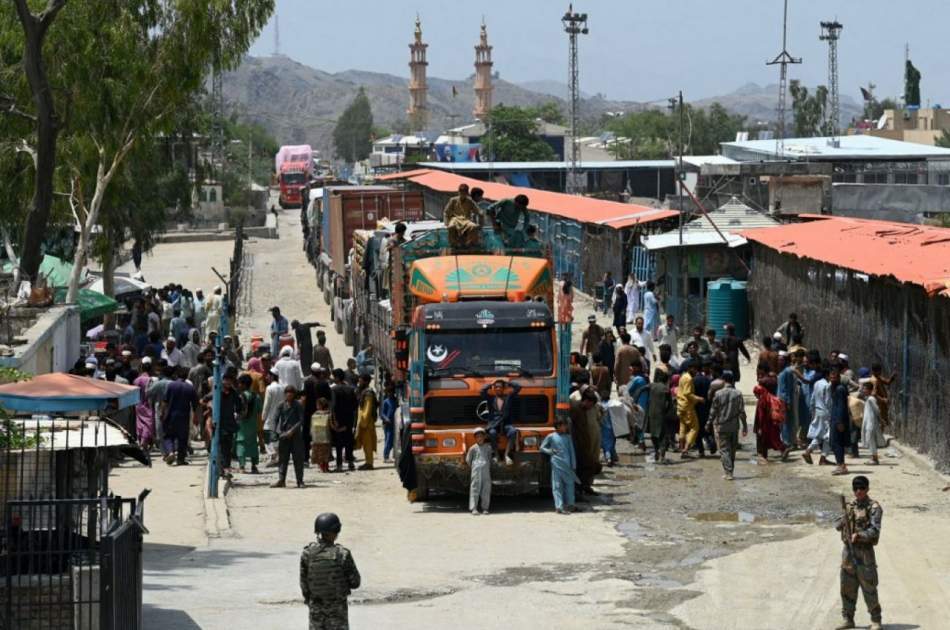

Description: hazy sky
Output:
[249,0,950,105]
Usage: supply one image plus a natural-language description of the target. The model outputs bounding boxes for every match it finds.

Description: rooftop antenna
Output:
[273,7,280,56]
[820,19,843,147]
[562,4,588,194]
[767,0,802,158]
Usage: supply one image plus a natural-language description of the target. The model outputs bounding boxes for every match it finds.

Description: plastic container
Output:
[706,278,749,339]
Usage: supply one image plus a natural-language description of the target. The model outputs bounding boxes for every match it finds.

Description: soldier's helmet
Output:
[315,512,342,534]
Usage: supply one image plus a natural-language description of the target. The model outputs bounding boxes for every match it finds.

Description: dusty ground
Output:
[111,205,950,629]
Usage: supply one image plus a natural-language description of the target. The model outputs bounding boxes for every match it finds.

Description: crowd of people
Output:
[75,284,391,488]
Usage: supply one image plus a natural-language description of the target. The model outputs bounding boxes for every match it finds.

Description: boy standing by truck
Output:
[466,427,493,515]
[540,418,578,514]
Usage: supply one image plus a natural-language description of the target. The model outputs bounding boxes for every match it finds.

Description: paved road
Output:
[117,207,950,629]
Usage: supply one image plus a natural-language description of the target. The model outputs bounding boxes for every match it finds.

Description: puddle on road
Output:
[689,511,820,525]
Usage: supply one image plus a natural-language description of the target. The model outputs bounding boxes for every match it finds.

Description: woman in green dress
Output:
[237,374,263,473]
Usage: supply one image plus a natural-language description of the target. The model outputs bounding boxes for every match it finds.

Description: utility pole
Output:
[767,0,802,158]
[820,20,843,147]
[562,5,588,195]
[211,47,224,177]
[208,284,229,498]
[669,92,687,328]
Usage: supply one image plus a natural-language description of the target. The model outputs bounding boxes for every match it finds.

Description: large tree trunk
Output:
[13,0,67,283]
[101,246,115,330]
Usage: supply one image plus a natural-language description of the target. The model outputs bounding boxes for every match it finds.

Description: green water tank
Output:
[706,278,749,339]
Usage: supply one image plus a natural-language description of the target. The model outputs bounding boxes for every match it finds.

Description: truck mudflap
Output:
[414,452,550,497]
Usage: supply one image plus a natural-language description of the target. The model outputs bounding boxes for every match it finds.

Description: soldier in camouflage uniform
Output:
[834,475,883,630]
[300,512,361,630]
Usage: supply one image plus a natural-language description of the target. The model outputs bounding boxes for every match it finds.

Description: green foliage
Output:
[333,88,374,162]
[905,60,921,107]
[485,105,557,162]
[0,368,38,448]
[936,129,950,149]
[530,102,566,126]
[789,81,832,138]
[864,97,897,122]
[604,102,746,159]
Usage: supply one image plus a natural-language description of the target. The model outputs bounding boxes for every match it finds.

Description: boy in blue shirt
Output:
[540,418,579,514]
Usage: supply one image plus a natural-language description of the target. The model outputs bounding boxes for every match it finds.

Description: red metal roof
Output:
[376,169,677,229]
[740,216,950,297]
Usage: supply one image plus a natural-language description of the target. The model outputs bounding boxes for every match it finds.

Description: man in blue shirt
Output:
[269,306,290,355]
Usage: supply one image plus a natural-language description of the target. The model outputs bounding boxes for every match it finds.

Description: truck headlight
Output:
[442,438,457,448]
[522,436,538,447]
[425,439,437,448]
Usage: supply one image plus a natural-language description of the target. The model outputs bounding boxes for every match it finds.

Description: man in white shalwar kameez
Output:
[803,370,832,465]
[624,274,643,324]
[860,381,886,465]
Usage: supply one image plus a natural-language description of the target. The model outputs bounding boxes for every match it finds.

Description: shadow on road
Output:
[143,603,203,629]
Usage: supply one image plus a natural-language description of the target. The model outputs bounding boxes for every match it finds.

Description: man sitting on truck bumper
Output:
[481,380,522,466]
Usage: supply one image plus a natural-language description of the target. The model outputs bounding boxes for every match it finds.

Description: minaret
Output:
[407,16,428,131]
[473,20,494,121]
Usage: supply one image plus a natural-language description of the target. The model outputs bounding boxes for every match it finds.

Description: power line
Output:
[562,5,588,195]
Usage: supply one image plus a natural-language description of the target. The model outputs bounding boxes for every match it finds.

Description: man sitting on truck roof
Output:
[442,184,480,249]
[480,379,522,466]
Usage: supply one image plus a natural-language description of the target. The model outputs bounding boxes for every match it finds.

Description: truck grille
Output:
[424,395,549,426]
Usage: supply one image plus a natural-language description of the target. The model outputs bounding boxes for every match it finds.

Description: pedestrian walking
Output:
[676,360,704,458]
[309,397,332,472]
[860,381,885,465]
[300,513,361,630]
[569,385,602,496]
[829,368,852,475]
[330,369,358,472]
[292,319,323,372]
[579,314,605,359]
[261,367,284,466]
[465,427,493,515]
[752,376,790,463]
[611,285,627,333]
[354,374,378,470]
[540,418,579,514]
[834,476,883,630]
[380,382,397,463]
[313,330,334,370]
[803,366,833,465]
[707,370,747,480]
[236,374,261,474]
[601,271,614,314]
[271,385,306,488]
[161,367,199,466]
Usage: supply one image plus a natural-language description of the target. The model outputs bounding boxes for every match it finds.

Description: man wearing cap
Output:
[161,337,183,367]
[270,306,290,356]
[834,475,883,630]
[275,346,305,391]
[706,370,747,480]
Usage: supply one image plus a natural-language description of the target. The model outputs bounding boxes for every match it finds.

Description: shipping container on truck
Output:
[306,186,425,345]
[349,224,569,500]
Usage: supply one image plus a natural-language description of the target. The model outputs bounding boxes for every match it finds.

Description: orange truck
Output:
[349,225,567,499]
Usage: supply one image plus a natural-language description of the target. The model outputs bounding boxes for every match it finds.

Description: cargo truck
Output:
[275,144,313,208]
[348,225,568,499]
[304,186,424,346]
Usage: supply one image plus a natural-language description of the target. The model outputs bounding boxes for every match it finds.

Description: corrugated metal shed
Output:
[740,216,950,297]
[642,198,780,250]
[722,134,950,161]
[417,160,675,171]
[376,169,677,229]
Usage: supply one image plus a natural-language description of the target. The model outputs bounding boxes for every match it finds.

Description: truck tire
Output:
[414,473,429,501]
[333,297,343,334]
[323,271,332,304]
[316,266,324,290]
[342,302,355,347]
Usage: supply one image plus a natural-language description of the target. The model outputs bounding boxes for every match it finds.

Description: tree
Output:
[864,96,897,122]
[936,129,950,149]
[905,60,921,107]
[57,0,273,302]
[602,102,746,159]
[2,0,67,284]
[530,101,566,126]
[484,105,557,162]
[333,88,374,163]
[790,81,832,138]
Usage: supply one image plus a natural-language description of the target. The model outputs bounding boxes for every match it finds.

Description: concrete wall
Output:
[768,176,830,214]
[832,183,950,223]
[0,305,80,375]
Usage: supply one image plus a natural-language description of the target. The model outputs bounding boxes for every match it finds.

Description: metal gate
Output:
[1,491,147,630]
[630,245,655,282]
[100,496,147,630]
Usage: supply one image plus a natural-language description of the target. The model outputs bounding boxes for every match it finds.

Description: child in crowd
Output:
[310,397,332,472]
[380,382,398,463]
[540,418,578,514]
[465,427,493,515]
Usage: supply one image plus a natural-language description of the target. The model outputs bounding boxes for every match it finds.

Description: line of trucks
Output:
[303,183,573,499]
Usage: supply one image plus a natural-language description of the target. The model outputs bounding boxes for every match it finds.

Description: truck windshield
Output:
[281,172,306,185]
[424,328,553,376]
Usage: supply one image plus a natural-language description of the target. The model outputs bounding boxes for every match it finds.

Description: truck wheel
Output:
[414,474,429,501]
[323,272,332,304]
[343,304,355,347]
[333,298,343,334]
[316,267,324,290]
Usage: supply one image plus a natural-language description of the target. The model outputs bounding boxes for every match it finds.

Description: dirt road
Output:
[119,208,950,629]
